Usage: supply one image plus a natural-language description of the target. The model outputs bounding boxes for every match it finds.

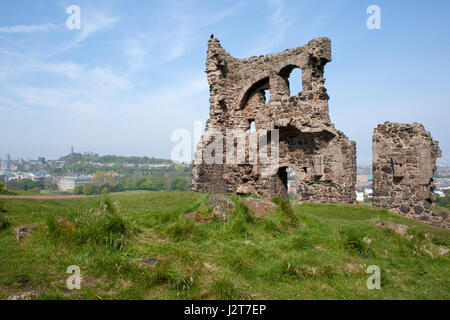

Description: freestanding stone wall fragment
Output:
[190,36,356,204]
[372,122,445,228]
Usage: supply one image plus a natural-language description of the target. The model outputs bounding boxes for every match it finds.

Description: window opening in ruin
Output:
[286,167,297,201]
[263,89,270,103]
[277,166,296,200]
[279,65,303,97]
[250,121,256,133]
[288,68,303,96]
[240,77,270,109]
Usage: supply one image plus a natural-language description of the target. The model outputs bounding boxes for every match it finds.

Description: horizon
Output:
[1,0,449,166]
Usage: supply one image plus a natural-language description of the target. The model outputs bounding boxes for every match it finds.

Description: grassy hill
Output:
[0,191,449,300]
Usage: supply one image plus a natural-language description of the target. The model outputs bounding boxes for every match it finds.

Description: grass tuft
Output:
[46,196,136,250]
[0,214,11,231]
[339,227,373,259]
[211,279,241,299]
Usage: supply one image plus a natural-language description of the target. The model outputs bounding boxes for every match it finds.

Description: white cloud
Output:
[0,23,57,33]
[61,13,120,51]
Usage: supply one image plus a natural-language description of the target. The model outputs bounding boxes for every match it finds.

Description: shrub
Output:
[73,185,84,195]
[82,183,98,195]
[0,182,16,195]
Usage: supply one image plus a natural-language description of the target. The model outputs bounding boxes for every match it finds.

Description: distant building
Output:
[32,171,50,181]
[58,175,93,191]
[0,174,5,183]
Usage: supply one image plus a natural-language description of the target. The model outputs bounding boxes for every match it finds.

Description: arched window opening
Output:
[279,65,303,97]
[249,121,256,133]
[240,77,270,109]
[288,68,302,97]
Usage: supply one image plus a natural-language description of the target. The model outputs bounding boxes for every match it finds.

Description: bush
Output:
[6,179,43,192]
[73,185,84,195]
[0,182,16,195]
[82,183,98,195]
[171,177,189,191]
[436,190,450,208]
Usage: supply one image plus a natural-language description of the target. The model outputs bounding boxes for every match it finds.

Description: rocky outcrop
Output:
[206,194,235,221]
[13,225,38,242]
[242,198,277,218]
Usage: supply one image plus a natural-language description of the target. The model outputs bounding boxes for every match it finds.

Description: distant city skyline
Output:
[0,0,449,165]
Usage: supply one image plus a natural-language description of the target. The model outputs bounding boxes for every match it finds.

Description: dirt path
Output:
[0,195,93,200]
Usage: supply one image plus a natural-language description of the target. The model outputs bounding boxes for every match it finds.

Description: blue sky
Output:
[0,0,449,165]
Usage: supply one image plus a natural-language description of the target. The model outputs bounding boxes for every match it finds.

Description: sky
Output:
[0,0,449,165]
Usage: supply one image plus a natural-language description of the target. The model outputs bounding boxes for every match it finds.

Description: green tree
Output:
[171,177,188,191]
[73,185,84,195]
[82,183,98,195]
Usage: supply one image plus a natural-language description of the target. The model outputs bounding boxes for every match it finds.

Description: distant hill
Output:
[59,153,174,165]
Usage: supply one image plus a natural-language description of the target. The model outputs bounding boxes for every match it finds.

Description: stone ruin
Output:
[189,36,445,228]
[372,122,446,228]
[190,37,356,203]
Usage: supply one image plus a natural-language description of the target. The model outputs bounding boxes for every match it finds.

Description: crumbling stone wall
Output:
[372,122,446,228]
[190,37,356,204]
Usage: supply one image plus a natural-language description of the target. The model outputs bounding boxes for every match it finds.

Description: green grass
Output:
[0,191,449,300]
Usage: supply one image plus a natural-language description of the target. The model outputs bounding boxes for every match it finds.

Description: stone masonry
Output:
[190,37,356,203]
[372,122,446,228]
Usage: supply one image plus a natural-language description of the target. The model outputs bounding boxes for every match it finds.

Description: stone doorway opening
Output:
[277,166,296,201]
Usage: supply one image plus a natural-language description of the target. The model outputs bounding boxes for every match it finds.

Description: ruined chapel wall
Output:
[191,37,356,204]
[372,122,446,228]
